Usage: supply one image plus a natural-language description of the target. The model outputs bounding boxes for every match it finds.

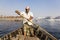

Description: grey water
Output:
[0,19,60,40]
[34,19,60,40]
[0,20,23,37]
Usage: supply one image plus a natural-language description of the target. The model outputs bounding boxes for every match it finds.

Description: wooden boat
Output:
[0,17,57,40]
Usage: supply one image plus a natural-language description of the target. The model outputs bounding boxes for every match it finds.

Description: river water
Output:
[0,20,23,37]
[0,20,60,40]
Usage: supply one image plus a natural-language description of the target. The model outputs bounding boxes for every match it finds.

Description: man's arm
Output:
[29,12,33,20]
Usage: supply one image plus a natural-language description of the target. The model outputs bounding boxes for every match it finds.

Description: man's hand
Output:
[29,16,33,20]
[27,19,30,21]
[15,10,20,15]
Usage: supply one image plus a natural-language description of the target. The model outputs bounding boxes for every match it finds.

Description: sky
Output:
[0,0,60,17]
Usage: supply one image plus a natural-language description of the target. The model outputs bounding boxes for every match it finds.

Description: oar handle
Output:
[15,10,20,15]
[15,10,31,22]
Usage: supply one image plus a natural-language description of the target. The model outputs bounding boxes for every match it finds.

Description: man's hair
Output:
[25,6,30,10]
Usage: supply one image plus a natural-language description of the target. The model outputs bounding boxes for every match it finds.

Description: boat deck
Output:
[11,35,40,40]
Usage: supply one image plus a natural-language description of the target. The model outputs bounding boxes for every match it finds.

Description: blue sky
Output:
[0,0,60,17]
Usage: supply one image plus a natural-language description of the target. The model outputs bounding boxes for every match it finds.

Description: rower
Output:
[15,6,34,38]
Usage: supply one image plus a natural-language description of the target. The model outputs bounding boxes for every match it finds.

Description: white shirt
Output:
[20,11,33,25]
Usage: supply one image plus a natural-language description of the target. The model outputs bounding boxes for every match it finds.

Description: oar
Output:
[15,10,39,28]
[15,10,34,26]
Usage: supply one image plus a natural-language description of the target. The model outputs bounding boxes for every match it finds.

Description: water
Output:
[0,20,60,40]
[0,20,23,37]
[34,19,60,40]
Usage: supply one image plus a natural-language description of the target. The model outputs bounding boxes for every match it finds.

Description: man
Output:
[15,6,34,38]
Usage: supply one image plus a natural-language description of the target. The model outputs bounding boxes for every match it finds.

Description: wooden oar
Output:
[15,10,39,28]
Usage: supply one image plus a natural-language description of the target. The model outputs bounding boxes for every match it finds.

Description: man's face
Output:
[25,8,30,13]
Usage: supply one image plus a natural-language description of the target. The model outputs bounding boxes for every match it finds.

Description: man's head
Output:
[25,6,30,13]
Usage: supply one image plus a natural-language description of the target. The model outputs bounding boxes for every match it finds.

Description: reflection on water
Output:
[0,20,23,37]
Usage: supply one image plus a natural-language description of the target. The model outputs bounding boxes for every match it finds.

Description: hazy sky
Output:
[0,0,60,17]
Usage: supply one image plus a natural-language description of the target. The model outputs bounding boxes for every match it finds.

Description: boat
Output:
[0,16,57,40]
